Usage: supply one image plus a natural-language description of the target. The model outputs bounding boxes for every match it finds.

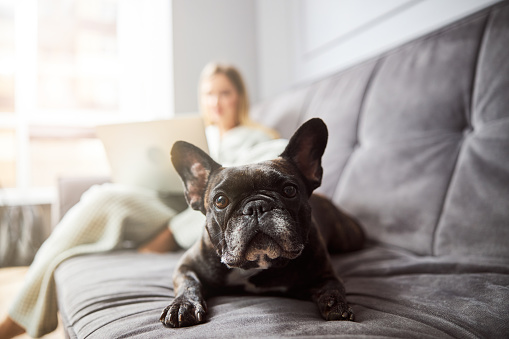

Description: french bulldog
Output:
[160,118,365,328]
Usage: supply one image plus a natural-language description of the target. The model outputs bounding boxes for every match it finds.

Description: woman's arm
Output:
[138,227,180,253]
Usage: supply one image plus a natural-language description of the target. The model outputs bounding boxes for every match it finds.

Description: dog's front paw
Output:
[317,290,355,321]
[160,296,207,328]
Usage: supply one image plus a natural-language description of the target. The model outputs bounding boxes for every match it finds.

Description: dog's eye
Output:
[215,195,229,209]
[283,185,297,198]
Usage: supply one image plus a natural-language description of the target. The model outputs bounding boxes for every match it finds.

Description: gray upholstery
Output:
[55,249,508,339]
[55,3,509,338]
[252,2,509,260]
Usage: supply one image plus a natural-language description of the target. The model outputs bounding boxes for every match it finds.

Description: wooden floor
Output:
[0,266,65,339]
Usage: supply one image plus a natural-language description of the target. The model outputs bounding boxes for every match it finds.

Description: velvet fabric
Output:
[55,2,509,338]
[56,250,508,338]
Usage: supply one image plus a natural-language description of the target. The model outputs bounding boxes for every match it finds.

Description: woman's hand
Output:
[138,228,180,253]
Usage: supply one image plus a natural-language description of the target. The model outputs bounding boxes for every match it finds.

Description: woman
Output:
[201,62,281,165]
[0,62,287,339]
[142,62,286,252]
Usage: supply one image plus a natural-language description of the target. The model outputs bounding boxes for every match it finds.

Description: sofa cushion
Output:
[55,250,509,338]
[250,85,315,140]
[434,5,509,259]
[252,2,509,259]
[304,62,378,199]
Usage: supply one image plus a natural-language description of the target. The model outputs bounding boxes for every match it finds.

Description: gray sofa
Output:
[55,3,509,338]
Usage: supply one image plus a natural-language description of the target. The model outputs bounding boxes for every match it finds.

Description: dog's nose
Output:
[243,200,272,216]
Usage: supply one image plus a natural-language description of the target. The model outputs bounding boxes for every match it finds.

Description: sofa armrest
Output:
[57,176,111,221]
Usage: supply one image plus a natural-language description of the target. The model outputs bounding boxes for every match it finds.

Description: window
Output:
[0,0,16,188]
[0,0,173,201]
[37,0,119,111]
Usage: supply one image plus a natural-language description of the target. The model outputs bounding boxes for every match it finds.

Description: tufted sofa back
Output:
[251,2,509,260]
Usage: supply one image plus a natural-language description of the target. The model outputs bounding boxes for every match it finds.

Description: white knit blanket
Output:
[9,184,176,337]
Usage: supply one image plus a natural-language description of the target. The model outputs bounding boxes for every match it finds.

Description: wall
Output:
[170,0,502,112]
[256,0,294,102]
[118,0,173,120]
[256,0,502,100]
[172,0,258,114]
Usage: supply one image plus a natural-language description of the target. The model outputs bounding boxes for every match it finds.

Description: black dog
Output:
[160,118,365,328]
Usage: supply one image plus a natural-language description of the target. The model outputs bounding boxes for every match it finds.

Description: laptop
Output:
[96,115,209,193]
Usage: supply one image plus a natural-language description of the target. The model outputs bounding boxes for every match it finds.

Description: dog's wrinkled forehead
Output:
[210,159,297,193]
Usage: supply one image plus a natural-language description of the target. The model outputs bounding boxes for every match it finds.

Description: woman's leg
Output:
[6,184,176,338]
[0,316,24,339]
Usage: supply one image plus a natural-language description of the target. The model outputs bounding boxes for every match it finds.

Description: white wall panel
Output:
[257,0,502,100]
[301,0,411,56]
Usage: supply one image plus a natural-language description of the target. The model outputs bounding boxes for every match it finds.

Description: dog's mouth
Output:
[222,233,304,269]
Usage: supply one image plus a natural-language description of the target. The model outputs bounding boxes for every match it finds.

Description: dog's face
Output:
[171,118,328,270]
[203,160,310,269]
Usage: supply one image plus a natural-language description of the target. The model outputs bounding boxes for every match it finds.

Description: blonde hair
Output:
[198,62,279,138]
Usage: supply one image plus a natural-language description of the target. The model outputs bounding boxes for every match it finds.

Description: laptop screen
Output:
[96,115,209,193]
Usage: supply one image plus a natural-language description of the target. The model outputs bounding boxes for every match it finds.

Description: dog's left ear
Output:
[280,118,328,194]
[171,141,221,214]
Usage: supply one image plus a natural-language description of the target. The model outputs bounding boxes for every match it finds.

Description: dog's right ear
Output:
[280,118,328,195]
[171,141,221,214]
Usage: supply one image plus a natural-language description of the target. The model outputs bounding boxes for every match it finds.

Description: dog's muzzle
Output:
[220,196,305,269]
